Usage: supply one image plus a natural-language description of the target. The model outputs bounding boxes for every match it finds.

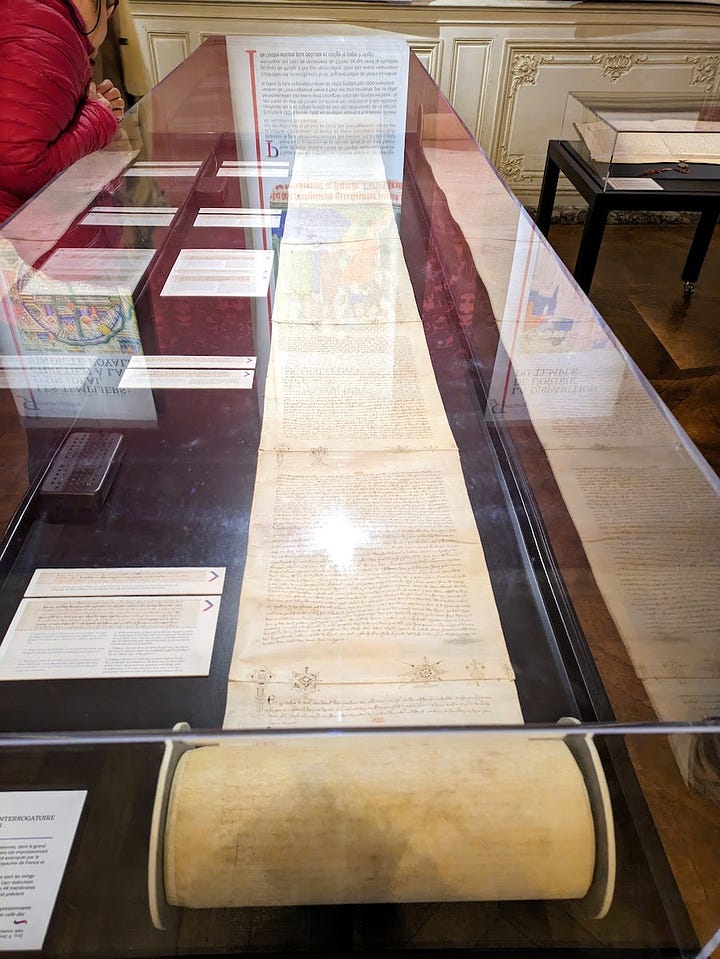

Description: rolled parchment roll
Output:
[160,733,602,909]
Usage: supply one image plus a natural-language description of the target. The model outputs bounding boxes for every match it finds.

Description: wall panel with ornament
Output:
[129,0,720,205]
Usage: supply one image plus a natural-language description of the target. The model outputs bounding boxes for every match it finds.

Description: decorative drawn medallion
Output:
[251,667,274,713]
[466,660,486,685]
[292,666,319,694]
[591,52,648,83]
[274,443,290,466]
[408,657,444,684]
[687,55,720,91]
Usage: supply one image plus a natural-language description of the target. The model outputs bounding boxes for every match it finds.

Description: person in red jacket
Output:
[0,0,125,224]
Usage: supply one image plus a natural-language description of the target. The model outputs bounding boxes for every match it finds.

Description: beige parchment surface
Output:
[164,734,595,907]
[225,449,517,729]
[260,322,457,452]
[163,140,603,910]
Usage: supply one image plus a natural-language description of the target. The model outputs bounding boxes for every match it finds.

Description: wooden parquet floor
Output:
[547,220,720,478]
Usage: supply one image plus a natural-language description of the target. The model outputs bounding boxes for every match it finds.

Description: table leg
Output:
[681,205,719,292]
[574,202,608,295]
[536,151,560,237]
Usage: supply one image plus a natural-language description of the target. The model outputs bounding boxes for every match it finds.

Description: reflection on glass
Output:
[488,216,625,425]
[0,237,156,426]
[310,509,370,571]
[484,222,720,791]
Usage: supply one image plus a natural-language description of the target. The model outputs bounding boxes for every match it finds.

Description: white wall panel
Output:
[448,40,493,140]
[409,40,443,84]
[147,33,191,81]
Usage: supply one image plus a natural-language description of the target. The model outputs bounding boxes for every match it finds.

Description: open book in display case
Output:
[0,32,718,959]
[562,90,720,189]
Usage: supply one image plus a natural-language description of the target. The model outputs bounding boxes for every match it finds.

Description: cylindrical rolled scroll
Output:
[163,733,597,908]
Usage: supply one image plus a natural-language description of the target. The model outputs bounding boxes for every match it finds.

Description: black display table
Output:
[535,138,720,295]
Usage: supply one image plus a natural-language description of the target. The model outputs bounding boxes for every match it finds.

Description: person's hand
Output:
[87,80,124,121]
[96,79,125,120]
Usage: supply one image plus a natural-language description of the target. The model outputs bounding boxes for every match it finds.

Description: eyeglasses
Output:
[106,0,119,19]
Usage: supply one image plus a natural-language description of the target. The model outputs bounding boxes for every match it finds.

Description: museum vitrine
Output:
[0,32,718,959]
[561,90,720,189]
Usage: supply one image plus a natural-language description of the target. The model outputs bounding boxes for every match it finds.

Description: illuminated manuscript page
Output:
[270,238,420,326]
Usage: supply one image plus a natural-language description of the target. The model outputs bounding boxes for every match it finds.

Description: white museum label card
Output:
[607,177,663,191]
[160,249,274,298]
[217,161,289,178]
[0,355,96,370]
[0,790,86,951]
[127,355,256,370]
[24,249,154,295]
[81,207,177,227]
[0,354,94,390]
[24,567,226,598]
[125,162,200,178]
[118,368,255,390]
[0,595,221,679]
[194,209,281,228]
[0,369,90,390]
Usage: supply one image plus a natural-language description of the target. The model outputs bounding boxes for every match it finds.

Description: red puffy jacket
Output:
[0,0,119,223]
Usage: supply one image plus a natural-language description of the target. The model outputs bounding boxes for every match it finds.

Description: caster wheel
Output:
[683,281,696,297]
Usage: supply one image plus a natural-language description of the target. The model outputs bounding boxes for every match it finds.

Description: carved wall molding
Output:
[448,39,493,141]
[687,54,720,90]
[146,31,191,83]
[590,52,649,83]
[508,53,554,96]
[408,40,443,84]
[495,147,530,183]
[493,41,720,198]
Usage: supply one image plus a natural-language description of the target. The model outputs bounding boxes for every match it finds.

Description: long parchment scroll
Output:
[223,139,523,729]
[158,42,614,918]
[165,734,596,907]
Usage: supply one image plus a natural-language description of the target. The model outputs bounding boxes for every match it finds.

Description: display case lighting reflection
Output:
[311,511,369,571]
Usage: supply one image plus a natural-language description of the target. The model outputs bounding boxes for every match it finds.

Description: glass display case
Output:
[561,90,720,190]
[0,32,718,959]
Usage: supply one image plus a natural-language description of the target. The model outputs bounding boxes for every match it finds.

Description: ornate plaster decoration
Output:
[687,54,720,91]
[590,52,648,83]
[509,53,554,96]
[496,146,530,182]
